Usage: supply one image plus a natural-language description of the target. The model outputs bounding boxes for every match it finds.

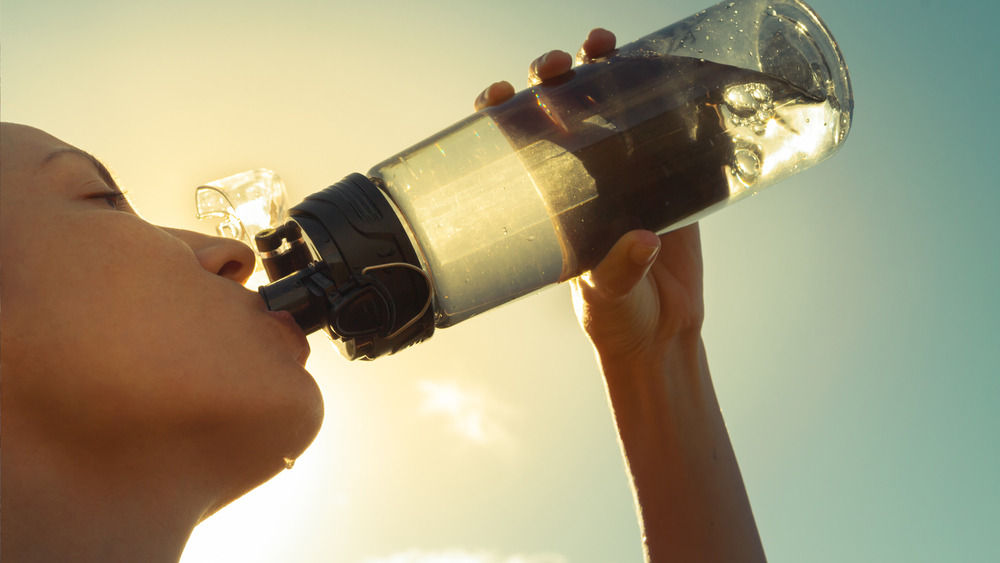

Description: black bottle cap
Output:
[259,173,435,360]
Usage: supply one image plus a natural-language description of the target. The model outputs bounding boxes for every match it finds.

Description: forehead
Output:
[1,123,93,199]
[1,122,76,164]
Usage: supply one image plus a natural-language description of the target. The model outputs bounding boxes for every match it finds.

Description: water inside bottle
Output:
[370,54,847,326]
[371,115,568,326]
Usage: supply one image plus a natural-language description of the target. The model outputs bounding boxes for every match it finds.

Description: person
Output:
[0,29,765,562]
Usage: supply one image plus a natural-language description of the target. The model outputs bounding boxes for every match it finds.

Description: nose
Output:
[164,227,257,285]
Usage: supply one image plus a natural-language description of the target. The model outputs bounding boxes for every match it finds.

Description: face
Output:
[0,123,323,504]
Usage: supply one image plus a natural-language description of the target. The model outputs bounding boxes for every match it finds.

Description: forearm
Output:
[598,334,765,562]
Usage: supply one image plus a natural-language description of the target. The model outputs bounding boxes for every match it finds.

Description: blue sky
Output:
[3,0,998,561]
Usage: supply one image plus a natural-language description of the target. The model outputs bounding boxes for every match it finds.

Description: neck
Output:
[1,428,208,563]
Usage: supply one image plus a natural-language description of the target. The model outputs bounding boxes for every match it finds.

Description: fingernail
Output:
[477,86,491,107]
[630,244,659,265]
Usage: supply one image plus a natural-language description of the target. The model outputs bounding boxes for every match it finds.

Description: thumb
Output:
[586,230,660,299]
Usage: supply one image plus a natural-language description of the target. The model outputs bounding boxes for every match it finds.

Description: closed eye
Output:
[87,190,132,211]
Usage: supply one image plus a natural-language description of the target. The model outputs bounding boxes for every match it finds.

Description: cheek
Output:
[41,214,201,338]
[4,208,319,448]
[3,215,225,422]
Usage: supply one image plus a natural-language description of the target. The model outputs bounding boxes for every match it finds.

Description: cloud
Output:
[358,549,568,563]
[416,380,514,445]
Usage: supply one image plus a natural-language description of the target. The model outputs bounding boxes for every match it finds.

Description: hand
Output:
[474,29,706,368]
[473,27,617,111]
[573,224,704,368]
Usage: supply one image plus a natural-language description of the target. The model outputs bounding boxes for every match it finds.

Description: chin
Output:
[196,364,325,517]
[263,364,325,464]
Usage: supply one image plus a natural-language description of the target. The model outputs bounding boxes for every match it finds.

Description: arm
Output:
[575,226,765,562]
[599,327,764,561]
[476,30,766,561]
[604,337,761,560]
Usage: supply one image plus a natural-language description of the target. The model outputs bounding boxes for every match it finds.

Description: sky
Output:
[2,0,999,561]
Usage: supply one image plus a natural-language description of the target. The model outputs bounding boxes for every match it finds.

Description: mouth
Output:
[267,309,312,366]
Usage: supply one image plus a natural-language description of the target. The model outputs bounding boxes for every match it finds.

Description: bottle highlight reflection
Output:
[198,0,853,360]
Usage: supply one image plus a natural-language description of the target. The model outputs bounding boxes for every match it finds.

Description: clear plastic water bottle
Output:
[200,0,853,360]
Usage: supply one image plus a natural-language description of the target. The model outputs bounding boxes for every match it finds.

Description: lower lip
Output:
[268,310,311,359]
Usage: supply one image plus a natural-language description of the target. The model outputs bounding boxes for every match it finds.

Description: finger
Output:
[474,81,515,111]
[575,28,617,65]
[583,230,660,299]
[527,50,573,86]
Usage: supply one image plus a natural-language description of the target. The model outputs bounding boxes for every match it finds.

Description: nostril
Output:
[217,260,246,279]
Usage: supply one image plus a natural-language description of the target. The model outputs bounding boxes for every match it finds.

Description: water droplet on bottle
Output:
[732,149,761,186]
[502,227,508,235]
[527,235,536,242]
[284,457,296,470]
[768,7,778,16]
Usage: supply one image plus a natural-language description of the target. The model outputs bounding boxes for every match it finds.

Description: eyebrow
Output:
[41,147,121,191]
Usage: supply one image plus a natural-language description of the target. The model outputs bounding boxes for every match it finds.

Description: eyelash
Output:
[90,191,130,211]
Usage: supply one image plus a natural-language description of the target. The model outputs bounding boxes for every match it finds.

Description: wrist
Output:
[595,328,704,384]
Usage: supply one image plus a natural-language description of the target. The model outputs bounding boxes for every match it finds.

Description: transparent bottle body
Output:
[368,0,852,328]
